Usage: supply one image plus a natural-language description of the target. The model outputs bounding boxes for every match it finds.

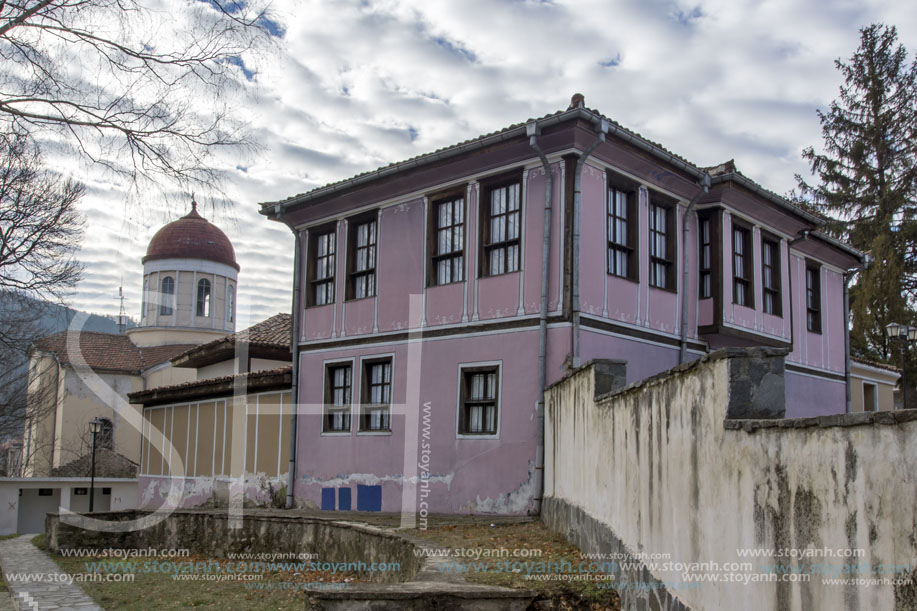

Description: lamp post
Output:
[88,418,102,512]
[885,323,917,410]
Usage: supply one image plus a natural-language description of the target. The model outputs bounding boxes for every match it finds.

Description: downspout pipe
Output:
[282,208,302,509]
[572,118,609,367]
[679,173,711,364]
[527,121,552,515]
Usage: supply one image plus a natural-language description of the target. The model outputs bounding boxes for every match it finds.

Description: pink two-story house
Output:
[262,97,864,515]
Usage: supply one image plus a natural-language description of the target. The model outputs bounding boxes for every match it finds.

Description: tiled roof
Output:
[851,356,901,375]
[171,313,291,365]
[144,203,239,271]
[31,331,195,374]
[259,104,705,211]
[128,365,292,406]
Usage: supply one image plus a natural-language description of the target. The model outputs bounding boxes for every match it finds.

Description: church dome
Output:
[142,202,239,271]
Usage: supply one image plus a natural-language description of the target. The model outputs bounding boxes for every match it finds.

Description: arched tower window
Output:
[160,276,174,315]
[97,418,114,450]
[197,278,211,317]
[226,284,235,323]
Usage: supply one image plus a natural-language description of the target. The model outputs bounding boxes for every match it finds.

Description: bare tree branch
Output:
[0,0,276,198]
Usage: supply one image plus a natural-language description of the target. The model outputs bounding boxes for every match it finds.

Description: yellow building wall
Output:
[140,390,291,479]
[850,364,899,413]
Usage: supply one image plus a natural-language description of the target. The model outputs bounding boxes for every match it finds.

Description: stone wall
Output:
[46,509,423,584]
[543,348,917,611]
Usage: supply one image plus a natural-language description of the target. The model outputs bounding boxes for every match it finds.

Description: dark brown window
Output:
[762,237,781,316]
[323,364,352,433]
[308,225,336,307]
[360,358,392,432]
[458,367,499,435]
[699,216,712,298]
[648,201,675,289]
[196,278,211,317]
[806,264,821,333]
[607,186,636,279]
[347,214,377,300]
[482,180,521,276]
[732,225,752,306]
[431,195,465,285]
[160,276,174,315]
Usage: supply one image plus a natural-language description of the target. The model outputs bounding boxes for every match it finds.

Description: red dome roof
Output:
[143,203,239,271]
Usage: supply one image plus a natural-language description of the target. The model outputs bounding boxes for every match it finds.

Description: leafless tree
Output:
[0,0,275,196]
[0,130,84,301]
[0,130,85,458]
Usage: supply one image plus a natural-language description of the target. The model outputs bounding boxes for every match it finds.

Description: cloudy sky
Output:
[68,0,917,329]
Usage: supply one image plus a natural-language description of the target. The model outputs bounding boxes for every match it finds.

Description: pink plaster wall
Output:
[785,372,846,418]
[378,200,425,332]
[295,329,544,514]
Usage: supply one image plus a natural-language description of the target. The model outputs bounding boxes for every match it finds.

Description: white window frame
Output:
[321,357,356,436]
[455,360,502,440]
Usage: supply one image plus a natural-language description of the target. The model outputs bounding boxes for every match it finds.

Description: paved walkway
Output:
[0,535,101,611]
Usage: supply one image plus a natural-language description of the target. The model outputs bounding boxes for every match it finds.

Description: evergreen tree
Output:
[796,24,917,373]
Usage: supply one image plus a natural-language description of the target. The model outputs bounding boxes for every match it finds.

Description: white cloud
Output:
[64,0,916,325]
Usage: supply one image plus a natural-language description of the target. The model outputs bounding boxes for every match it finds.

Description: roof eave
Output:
[259,107,708,221]
[711,172,826,228]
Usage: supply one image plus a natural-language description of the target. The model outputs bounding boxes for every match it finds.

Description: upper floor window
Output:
[698,217,712,299]
[196,278,211,317]
[648,201,674,289]
[323,363,352,433]
[160,276,174,315]
[308,225,336,307]
[761,237,781,316]
[360,358,392,432]
[226,284,235,323]
[431,195,465,285]
[806,264,821,333]
[732,225,752,307]
[482,180,520,276]
[607,186,636,279]
[348,216,377,300]
[458,366,499,436]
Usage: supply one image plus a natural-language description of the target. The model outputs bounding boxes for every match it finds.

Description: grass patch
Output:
[407,521,621,610]
[36,549,361,610]
[31,533,46,550]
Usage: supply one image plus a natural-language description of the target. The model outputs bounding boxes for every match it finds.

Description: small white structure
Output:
[0,478,137,535]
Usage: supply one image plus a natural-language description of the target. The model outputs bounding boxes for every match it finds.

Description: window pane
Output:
[507,211,519,240]
[438,229,451,255]
[491,216,505,242]
[506,245,518,272]
[616,191,627,218]
[438,259,450,285]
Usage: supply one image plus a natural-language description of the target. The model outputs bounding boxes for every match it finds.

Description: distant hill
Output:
[0,292,137,443]
[27,300,137,336]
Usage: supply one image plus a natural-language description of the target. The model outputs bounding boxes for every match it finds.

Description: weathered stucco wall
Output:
[544,349,917,611]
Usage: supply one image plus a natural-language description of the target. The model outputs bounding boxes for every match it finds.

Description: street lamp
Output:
[885,323,917,410]
[88,418,102,512]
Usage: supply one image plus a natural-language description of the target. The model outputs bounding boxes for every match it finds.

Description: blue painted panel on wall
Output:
[321,487,335,511]
[338,487,352,511]
[356,484,381,511]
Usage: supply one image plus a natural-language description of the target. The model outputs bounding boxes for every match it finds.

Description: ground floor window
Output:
[458,365,499,435]
[360,358,392,432]
[323,363,353,433]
